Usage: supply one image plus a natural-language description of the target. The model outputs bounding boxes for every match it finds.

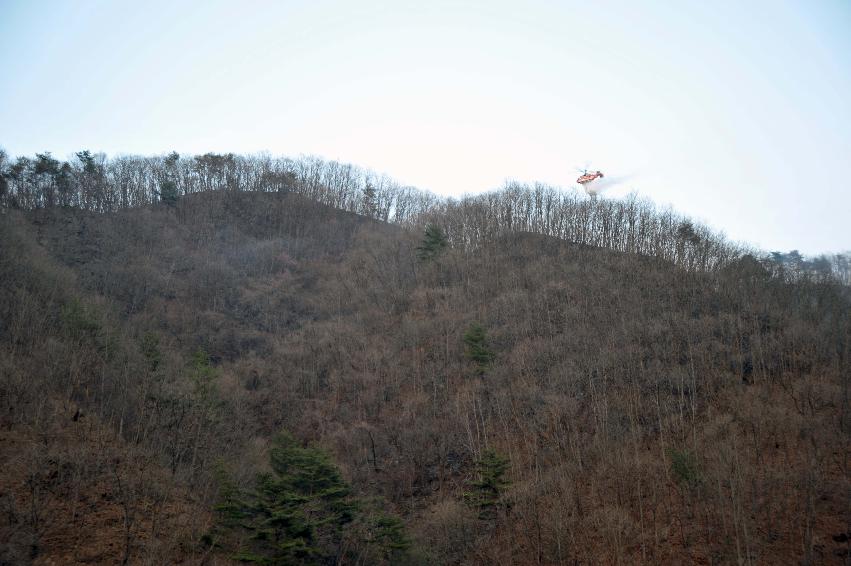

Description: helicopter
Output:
[575,165,605,196]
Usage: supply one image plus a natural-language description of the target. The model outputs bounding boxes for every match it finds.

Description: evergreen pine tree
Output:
[416,224,448,261]
[158,180,179,206]
[212,432,413,564]
[463,322,495,374]
[361,182,378,218]
[349,502,412,563]
[231,432,356,564]
[465,449,510,520]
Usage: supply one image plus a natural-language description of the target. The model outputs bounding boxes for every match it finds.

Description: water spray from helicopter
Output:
[574,163,633,196]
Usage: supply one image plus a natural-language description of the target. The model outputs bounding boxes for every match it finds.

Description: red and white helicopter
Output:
[575,166,605,196]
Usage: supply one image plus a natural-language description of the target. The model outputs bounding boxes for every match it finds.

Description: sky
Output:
[1,0,849,255]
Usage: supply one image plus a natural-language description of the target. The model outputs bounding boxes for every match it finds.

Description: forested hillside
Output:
[1,151,849,564]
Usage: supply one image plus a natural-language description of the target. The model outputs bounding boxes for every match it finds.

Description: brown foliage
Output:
[0,183,849,564]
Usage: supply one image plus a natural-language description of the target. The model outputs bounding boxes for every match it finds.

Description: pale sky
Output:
[2,0,849,254]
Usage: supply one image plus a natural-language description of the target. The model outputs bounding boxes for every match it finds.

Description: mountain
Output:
[0,153,849,565]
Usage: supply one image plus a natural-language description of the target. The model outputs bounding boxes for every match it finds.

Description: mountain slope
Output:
[1,191,849,564]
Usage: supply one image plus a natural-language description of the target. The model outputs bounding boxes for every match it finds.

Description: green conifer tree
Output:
[348,501,412,563]
[463,322,495,374]
[361,182,378,219]
[212,432,413,564]
[416,224,448,261]
[465,449,510,520]
[158,180,179,206]
[230,432,355,564]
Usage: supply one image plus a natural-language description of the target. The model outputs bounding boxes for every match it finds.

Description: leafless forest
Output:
[1,150,849,564]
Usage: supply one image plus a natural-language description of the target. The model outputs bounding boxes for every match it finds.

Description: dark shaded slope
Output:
[1,193,849,565]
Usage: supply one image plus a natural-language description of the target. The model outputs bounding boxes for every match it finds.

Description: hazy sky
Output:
[2,0,849,254]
